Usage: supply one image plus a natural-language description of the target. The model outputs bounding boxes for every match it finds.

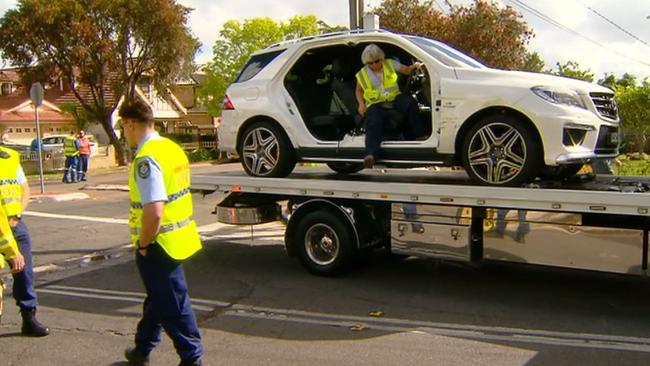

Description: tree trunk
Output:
[99,114,128,166]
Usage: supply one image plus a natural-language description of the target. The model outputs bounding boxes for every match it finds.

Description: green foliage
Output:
[616,80,650,153]
[522,52,545,72]
[548,61,594,82]
[185,148,217,162]
[197,15,339,116]
[59,102,92,130]
[598,73,638,91]
[614,154,650,176]
[0,0,199,165]
[375,0,534,70]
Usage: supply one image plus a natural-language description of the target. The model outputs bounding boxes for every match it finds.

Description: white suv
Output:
[218,30,619,186]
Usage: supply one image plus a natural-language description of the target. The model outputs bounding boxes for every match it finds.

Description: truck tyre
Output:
[292,208,356,276]
[326,162,364,174]
[240,121,296,177]
[462,115,541,186]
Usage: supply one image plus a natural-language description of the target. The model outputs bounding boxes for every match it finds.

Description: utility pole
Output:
[349,0,365,29]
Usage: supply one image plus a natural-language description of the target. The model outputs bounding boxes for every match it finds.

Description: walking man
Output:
[119,99,203,366]
[77,130,91,181]
[0,144,50,336]
[62,130,80,183]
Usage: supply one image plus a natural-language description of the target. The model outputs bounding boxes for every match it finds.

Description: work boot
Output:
[178,358,203,366]
[125,347,150,366]
[363,155,375,169]
[20,308,50,337]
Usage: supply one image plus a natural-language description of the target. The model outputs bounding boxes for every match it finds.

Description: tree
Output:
[198,15,337,117]
[522,51,545,72]
[374,0,534,70]
[616,80,650,153]
[548,60,594,82]
[0,0,199,165]
[598,73,637,91]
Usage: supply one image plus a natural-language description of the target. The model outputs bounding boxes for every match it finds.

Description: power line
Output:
[582,3,650,49]
[507,0,650,68]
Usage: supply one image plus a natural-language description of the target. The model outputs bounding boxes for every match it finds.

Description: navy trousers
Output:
[77,154,89,180]
[135,244,203,363]
[11,221,38,309]
[365,93,425,157]
[63,156,78,182]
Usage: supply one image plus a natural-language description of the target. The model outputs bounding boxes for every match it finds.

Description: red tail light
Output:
[222,95,235,110]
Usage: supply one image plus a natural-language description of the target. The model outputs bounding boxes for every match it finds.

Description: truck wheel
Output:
[326,162,364,174]
[240,121,296,177]
[292,208,356,276]
[462,115,540,186]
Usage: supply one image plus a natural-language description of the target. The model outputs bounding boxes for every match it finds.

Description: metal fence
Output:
[180,141,217,150]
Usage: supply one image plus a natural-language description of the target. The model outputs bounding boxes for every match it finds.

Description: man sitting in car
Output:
[355,44,425,169]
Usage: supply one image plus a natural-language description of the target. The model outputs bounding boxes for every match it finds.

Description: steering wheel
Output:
[406,63,427,93]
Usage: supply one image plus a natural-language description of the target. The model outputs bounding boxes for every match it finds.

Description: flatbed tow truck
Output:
[192,168,650,277]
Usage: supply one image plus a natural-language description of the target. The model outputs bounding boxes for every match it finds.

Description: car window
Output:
[406,36,485,69]
[235,50,285,83]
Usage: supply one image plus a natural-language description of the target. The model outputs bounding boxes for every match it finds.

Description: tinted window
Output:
[235,50,285,83]
[406,36,485,69]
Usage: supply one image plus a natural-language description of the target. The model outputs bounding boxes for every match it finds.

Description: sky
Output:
[0,0,648,81]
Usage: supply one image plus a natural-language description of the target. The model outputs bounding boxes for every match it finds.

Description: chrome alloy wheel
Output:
[242,127,280,176]
[467,122,527,184]
[304,223,340,266]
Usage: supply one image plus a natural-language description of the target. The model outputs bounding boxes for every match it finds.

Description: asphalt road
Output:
[2,162,650,365]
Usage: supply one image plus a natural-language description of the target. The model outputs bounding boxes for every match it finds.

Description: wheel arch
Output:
[453,106,544,165]
[285,199,360,257]
[236,115,297,154]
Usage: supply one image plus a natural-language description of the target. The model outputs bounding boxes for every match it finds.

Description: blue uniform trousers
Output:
[77,154,89,181]
[135,244,203,363]
[365,93,425,157]
[11,221,38,309]
[63,156,78,182]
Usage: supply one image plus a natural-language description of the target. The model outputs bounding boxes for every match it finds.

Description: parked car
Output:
[217,30,619,186]
[39,135,98,156]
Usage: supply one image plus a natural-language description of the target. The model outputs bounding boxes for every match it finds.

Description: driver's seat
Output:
[330,58,403,135]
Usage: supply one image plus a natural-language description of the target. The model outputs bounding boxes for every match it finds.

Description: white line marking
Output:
[24,211,129,224]
[39,285,650,353]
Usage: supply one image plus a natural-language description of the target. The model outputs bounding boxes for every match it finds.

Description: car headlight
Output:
[531,86,587,110]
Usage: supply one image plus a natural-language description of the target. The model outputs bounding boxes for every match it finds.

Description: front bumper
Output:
[515,94,620,166]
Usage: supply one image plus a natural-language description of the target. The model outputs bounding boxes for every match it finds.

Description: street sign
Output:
[29,82,44,107]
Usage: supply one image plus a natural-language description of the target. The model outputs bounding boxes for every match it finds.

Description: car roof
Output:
[254,29,406,55]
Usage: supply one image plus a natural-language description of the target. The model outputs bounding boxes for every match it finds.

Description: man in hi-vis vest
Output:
[119,99,203,366]
[0,144,49,336]
[355,44,426,169]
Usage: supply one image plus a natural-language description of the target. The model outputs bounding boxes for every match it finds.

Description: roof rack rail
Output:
[266,28,391,49]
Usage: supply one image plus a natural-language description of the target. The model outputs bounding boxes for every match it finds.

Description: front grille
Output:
[590,92,619,120]
[595,125,620,154]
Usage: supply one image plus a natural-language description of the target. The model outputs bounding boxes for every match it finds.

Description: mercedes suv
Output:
[217,30,619,186]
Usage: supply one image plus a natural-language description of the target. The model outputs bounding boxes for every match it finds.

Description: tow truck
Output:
[192,168,650,277]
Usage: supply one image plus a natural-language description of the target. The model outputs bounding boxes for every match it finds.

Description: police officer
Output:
[119,99,203,366]
[0,144,49,336]
[63,130,80,183]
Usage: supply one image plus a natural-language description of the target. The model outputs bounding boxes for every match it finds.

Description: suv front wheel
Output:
[240,121,296,177]
[462,115,541,186]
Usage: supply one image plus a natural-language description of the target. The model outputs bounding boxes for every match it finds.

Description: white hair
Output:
[361,44,385,65]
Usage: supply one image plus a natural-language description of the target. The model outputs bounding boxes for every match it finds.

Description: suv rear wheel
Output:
[462,115,541,186]
[240,121,296,177]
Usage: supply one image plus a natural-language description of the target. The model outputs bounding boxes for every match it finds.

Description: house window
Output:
[0,82,12,95]
[16,128,22,133]
[7,128,13,133]
[56,128,62,132]
[24,128,31,133]
[48,128,54,132]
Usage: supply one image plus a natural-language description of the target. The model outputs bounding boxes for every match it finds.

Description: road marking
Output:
[24,211,129,225]
[39,285,650,353]
[31,192,90,202]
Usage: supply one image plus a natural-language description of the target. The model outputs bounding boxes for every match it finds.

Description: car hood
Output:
[453,68,614,95]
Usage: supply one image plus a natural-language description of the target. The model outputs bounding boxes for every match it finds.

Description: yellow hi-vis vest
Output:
[355,59,400,108]
[64,135,79,157]
[0,204,19,269]
[128,137,202,260]
[0,146,23,217]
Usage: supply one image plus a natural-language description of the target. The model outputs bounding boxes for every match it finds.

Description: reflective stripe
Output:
[130,218,192,236]
[0,179,19,186]
[385,85,399,92]
[357,71,369,89]
[0,238,8,246]
[1,198,21,205]
[130,188,191,209]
